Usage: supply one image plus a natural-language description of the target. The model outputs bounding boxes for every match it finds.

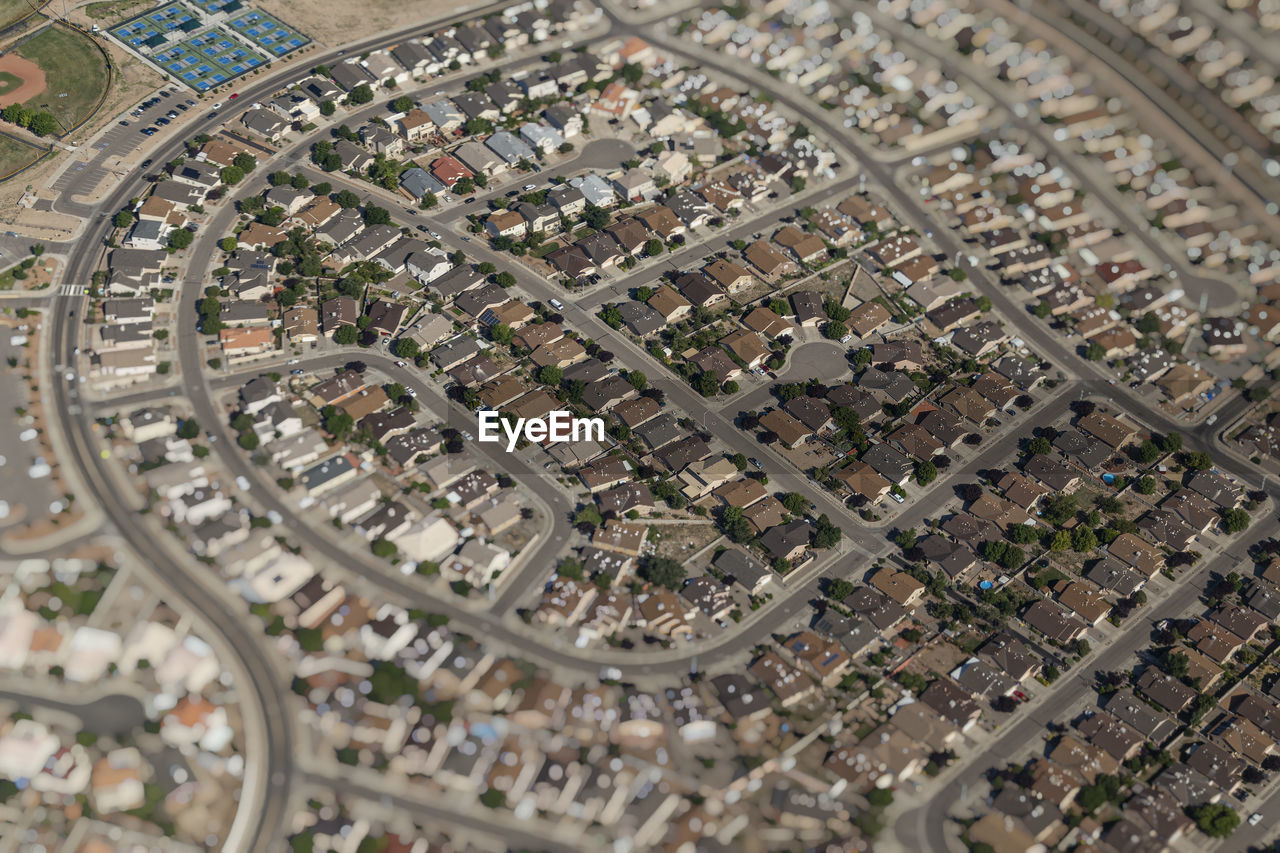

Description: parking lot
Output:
[52,90,196,203]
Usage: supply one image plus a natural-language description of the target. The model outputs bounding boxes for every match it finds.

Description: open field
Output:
[0,132,45,179]
[257,0,455,46]
[0,0,43,31]
[14,24,110,133]
[84,0,154,22]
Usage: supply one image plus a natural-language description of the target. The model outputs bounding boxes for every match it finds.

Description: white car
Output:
[1249,813,1263,826]
[599,666,622,681]
[889,492,905,504]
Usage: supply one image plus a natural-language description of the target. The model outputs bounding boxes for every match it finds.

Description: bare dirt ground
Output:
[0,54,46,107]
[256,0,460,46]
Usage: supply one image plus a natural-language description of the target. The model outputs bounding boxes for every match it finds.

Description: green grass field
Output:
[0,70,21,96]
[0,132,44,179]
[16,24,110,133]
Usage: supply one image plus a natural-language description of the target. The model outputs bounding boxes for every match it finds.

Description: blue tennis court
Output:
[110,0,309,90]
[228,10,309,56]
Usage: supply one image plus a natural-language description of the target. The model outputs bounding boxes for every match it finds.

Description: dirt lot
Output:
[257,0,459,46]
[648,519,719,562]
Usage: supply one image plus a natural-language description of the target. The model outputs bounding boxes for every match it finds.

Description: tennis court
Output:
[227,10,308,57]
[109,0,307,90]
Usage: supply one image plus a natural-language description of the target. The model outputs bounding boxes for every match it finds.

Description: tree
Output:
[334,189,361,209]
[490,323,514,345]
[1222,507,1250,534]
[323,408,355,439]
[1084,341,1107,361]
[334,325,359,345]
[232,153,257,173]
[237,431,260,450]
[28,112,59,137]
[371,538,397,558]
[1187,803,1239,838]
[827,578,855,601]
[220,165,245,185]
[1164,651,1189,679]
[1159,431,1183,454]
[1136,476,1157,495]
[348,84,374,105]
[176,419,200,440]
[1041,493,1078,526]
[168,229,193,250]
[719,506,752,542]
[1008,524,1039,544]
[823,320,847,340]
[320,100,336,116]
[113,210,134,228]
[393,338,419,359]
[219,236,237,252]
[1138,439,1161,463]
[915,460,937,486]
[782,492,809,514]
[893,527,918,551]
[1047,530,1071,551]
[866,788,893,807]
[639,556,685,589]
[1027,436,1052,455]
[1182,451,1212,471]
[813,515,841,548]
[538,365,562,385]
[392,95,414,112]
[1071,527,1098,552]
[644,238,663,256]
[362,204,391,225]
[581,205,610,230]
[1033,300,1051,318]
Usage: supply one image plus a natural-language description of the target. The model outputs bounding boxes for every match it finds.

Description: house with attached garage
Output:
[485,131,535,166]
[360,124,405,157]
[519,122,564,154]
[361,52,409,86]
[423,98,465,134]
[400,167,446,200]
[390,41,435,78]
[455,141,505,177]
[397,109,435,142]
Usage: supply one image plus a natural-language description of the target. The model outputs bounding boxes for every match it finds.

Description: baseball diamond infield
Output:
[0,53,46,108]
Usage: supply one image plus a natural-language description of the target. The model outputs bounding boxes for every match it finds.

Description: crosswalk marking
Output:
[59,284,88,296]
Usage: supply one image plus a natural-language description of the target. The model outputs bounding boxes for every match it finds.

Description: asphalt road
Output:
[0,686,147,733]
